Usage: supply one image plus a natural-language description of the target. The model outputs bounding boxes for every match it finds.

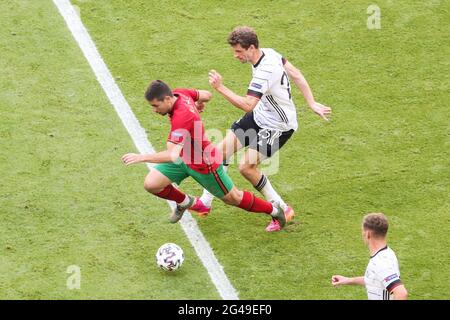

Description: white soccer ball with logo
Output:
[156,243,184,271]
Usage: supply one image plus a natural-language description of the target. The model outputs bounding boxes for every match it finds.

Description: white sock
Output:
[255,174,288,211]
[179,195,190,207]
[199,164,229,207]
[199,189,214,207]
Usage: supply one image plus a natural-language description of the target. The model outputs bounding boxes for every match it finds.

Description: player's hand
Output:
[208,70,223,90]
[122,153,143,166]
[195,101,206,113]
[311,102,332,121]
[331,275,349,287]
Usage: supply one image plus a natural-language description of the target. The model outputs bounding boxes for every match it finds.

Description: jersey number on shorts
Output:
[258,128,283,146]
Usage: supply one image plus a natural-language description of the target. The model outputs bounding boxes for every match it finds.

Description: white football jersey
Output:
[247,48,298,132]
[364,246,403,300]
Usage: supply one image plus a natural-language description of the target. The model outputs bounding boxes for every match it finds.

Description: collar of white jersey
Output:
[253,51,266,68]
[370,245,388,259]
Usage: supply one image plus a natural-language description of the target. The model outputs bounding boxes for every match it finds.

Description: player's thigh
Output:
[189,165,234,199]
[230,112,259,153]
[147,162,189,189]
[240,147,264,169]
[219,130,243,162]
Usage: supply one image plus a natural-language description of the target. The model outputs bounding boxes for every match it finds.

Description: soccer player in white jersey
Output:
[331,213,408,300]
[193,26,331,232]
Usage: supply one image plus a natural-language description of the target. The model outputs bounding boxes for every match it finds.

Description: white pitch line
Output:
[53,0,239,300]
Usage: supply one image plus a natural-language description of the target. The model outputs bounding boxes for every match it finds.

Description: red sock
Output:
[154,185,186,204]
[238,191,273,215]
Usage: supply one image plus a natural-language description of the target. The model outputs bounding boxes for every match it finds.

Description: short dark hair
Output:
[227,26,259,49]
[363,213,389,237]
[145,80,173,101]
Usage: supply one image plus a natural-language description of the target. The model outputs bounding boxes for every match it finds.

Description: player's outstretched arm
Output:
[208,70,259,112]
[284,61,332,121]
[332,275,365,287]
[122,143,183,166]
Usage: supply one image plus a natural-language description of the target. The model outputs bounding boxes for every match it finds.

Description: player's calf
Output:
[222,188,286,230]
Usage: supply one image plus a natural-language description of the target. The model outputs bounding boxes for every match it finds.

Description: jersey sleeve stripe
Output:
[386,279,403,293]
[168,140,184,146]
[247,89,263,99]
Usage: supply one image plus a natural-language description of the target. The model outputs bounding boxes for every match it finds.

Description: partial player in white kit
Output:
[364,245,403,300]
[192,26,332,232]
[331,213,408,300]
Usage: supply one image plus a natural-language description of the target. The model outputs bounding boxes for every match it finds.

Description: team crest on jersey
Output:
[251,82,262,89]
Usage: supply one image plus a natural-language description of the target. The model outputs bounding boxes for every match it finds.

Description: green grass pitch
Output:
[0,0,448,299]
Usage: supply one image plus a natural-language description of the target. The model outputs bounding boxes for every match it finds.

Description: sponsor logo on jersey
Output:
[251,82,263,89]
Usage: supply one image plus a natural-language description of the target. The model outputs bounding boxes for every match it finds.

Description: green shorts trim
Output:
[154,162,234,198]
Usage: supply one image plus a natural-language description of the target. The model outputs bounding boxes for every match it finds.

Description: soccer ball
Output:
[156,243,184,271]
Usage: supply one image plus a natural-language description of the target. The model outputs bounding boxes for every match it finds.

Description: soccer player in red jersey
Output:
[122,80,286,231]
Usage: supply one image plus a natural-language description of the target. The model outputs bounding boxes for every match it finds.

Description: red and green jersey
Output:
[167,88,220,174]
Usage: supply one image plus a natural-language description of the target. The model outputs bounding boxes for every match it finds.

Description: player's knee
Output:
[239,163,255,177]
[221,195,234,205]
[144,179,160,194]
[221,189,241,206]
[215,142,225,159]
